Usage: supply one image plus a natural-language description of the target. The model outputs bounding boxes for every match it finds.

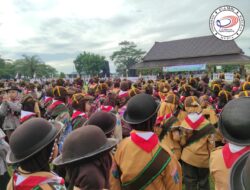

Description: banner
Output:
[163,64,206,72]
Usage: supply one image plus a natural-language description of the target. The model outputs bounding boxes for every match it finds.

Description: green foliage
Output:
[110,41,146,75]
[74,51,108,76]
[221,65,239,72]
[0,55,57,79]
[137,68,162,75]
[59,72,66,78]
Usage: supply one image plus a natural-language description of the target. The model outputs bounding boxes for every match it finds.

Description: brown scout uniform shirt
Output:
[209,147,229,190]
[110,135,182,190]
[180,118,214,168]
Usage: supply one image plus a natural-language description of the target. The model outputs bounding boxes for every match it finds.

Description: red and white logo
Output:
[209,5,244,40]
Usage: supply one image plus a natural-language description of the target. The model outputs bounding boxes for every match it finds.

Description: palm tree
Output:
[22,55,44,77]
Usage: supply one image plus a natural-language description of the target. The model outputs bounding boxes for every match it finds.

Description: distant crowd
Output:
[0,73,250,190]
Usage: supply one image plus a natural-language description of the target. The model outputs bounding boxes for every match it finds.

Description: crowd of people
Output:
[0,73,250,190]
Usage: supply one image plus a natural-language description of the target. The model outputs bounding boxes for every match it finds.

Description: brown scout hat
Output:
[239,91,250,97]
[158,82,171,93]
[120,81,129,91]
[72,93,94,110]
[240,82,250,91]
[6,118,63,164]
[67,87,82,97]
[56,78,65,86]
[53,86,68,98]
[52,125,117,166]
[128,87,141,97]
[123,94,160,125]
[184,96,202,113]
[218,90,232,103]
[85,111,116,135]
[219,97,250,145]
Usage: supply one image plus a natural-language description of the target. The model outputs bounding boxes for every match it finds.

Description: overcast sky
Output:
[0,0,249,73]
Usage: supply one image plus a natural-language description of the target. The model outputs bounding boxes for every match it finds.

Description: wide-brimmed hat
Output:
[6,118,63,164]
[120,81,129,91]
[85,111,116,135]
[230,151,250,190]
[219,97,250,146]
[5,85,22,93]
[53,125,117,166]
[53,86,68,98]
[123,93,160,125]
[67,87,81,96]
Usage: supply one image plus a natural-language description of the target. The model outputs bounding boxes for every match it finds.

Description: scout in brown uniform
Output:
[155,93,186,160]
[20,95,40,123]
[180,96,215,190]
[70,93,91,130]
[157,116,182,160]
[110,94,182,190]
[158,82,171,102]
[6,118,65,190]
[210,98,250,190]
[199,95,218,125]
[53,126,117,190]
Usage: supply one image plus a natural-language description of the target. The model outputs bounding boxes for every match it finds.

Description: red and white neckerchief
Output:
[44,96,53,104]
[180,96,186,103]
[158,92,167,102]
[20,110,36,123]
[232,86,239,92]
[99,105,114,112]
[13,171,65,190]
[24,89,32,94]
[215,104,222,114]
[71,110,88,120]
[222,143,250,168]
[184,113,205,130]
[118,90,128,98]
[48,100,65,110]
[208,96,214,103]
[130,131,158,153]
[95,94,106,103]
[67,97,72,105]
[156,113,173,125]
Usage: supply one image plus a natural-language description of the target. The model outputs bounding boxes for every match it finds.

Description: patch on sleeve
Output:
[171,168,180,184]
[111,162,121,179]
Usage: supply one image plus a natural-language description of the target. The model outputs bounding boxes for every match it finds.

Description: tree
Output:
[13,55,57,78]
[21,55,44,77]
[74,52,108,76]
[0,55,58,79]
[35,64,58,78]
[59,72,66,78]
[110,41,146,75]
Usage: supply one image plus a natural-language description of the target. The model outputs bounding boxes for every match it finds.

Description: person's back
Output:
[7,169,65,190]
[6,118,66,190]
[110,94,182,190]
[111,134,182,190]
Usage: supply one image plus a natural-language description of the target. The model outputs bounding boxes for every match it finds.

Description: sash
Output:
[121,147,171,190]
[182,124,215,148]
